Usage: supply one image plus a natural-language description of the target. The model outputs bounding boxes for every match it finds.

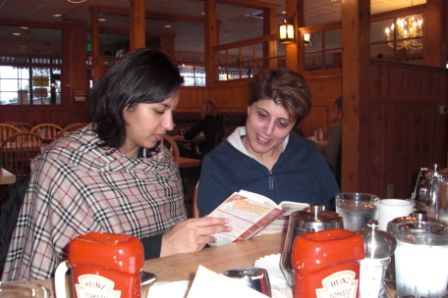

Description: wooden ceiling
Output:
[0,0,426,54]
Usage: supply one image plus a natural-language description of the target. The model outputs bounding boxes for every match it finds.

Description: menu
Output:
[208,190,309,246]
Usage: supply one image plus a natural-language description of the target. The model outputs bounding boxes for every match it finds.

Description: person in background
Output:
[324,96,342,186]
[198,68,339,216]
[2,49,230,281]
[183,100,224,158]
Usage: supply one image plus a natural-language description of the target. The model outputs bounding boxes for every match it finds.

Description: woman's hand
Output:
[160,217,231,257]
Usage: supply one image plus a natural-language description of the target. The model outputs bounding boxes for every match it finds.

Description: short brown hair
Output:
[249,68,312,123]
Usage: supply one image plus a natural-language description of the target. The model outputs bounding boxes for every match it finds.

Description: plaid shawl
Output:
[2,125,186,281]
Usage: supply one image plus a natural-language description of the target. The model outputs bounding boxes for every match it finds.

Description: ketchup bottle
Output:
[291,229,364,298]
[55,232,144,298]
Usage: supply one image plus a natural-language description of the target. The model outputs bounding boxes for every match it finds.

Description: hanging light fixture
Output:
[384,14,423,50]
[66,0,87,4]
[279,18,295,44]
[303,33,311,46]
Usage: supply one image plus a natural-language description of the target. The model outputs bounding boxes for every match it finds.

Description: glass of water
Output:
[336,193,379,231]
[0,281,49,298]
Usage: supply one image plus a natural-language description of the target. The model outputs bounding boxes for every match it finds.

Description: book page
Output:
[208,190,282,246]
[256,201,309,236]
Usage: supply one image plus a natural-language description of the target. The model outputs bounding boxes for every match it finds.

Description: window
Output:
[371,14,423,63]
[179,64,206,87]
[0,56,62,105]
[304,28,342,71]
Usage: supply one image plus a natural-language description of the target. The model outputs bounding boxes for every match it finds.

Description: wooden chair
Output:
[6,121,32,131]
[192,180,200,218]
[0,123,21,144]
[30,123,63,142]
[0,132,44,182]
[163,135,180,164]
[61,122,87,136]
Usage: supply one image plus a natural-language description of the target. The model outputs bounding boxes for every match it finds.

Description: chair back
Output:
[6,121,32,131]
[0,132,44,181]
[62,122,87,136]
[30,123,63,142]
[163,135,180,164]
[192,180,200,218]
[0,123,21,144]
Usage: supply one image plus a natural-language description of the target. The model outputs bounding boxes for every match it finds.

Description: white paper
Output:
[187,265,269,298]
[254,254,293,298]
[146,280,190,298]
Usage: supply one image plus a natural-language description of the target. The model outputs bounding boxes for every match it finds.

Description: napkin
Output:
[146,280,190,298]
[254,254,292,298]
[187,265,269,298]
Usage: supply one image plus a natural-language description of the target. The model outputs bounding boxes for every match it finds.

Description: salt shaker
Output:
[359,220,396,298]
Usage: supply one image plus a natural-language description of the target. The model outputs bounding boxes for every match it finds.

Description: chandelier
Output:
[384,14,423,50]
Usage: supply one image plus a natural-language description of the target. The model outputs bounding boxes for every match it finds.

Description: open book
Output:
[208,190,309,246]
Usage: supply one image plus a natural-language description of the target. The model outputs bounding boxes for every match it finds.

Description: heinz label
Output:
[315,270,358,298]
[75,274,122,298]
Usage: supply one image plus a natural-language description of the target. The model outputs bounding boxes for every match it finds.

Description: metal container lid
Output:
[290,205,343,233]
[360,220,396,259]
[388,211,448,246]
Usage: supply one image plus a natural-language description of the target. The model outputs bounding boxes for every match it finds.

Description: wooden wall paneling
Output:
[204,0,218,87]
[423,0,447,67]
[370,62,446,104]
[369,103,448,198]
[284,0,299,71]
[129,0,146,50]
[341,0,371,192]
[367,61,448,197]
[304,70,342,136]
[210,81,249,112]
[263,7,278,69]
[178,87,208,112]
[365,102,386,196]
[300,106,329,137]
[160,34,176,62]
[64,24,89,125]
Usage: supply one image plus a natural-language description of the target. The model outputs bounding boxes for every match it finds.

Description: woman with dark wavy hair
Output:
[198,68,338,216]
[3,49,230,281]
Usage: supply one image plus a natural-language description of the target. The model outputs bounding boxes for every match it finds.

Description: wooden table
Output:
[0,168,16,185]
[36,233,283,297]
[179,156,201,169]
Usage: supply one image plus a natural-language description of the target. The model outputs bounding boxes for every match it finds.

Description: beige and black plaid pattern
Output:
[2,125,186,281]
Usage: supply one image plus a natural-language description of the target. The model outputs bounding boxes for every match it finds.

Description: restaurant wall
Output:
[302,70,342,137]
[363,60,448,198]
[177,75,340,136]
[177,81,250,113]
[0,24,89,127]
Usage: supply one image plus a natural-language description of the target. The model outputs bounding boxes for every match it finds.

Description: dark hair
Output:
[335,96,343,111]
[201,100,219,118]
[249,68,312,123]
[88,49,184,148]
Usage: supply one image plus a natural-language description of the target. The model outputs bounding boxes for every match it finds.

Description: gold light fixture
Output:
[384,14,423,50]
[66,0,87,3]
[279,18,295,44]
[303,33,311,46]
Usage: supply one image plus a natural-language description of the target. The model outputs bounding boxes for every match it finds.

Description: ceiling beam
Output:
[0,19,65,29]
[215,0,278,9]
[91,5,204,24]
